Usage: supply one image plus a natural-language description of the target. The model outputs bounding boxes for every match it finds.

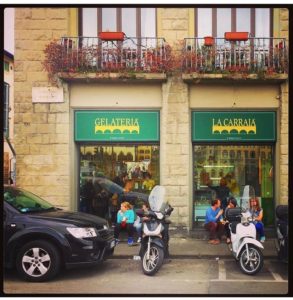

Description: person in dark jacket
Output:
[80,178,95,213]
[223,197,238,244]
[208,177,230,211]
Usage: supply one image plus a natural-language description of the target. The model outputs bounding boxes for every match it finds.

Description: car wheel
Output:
[16,240,60,282]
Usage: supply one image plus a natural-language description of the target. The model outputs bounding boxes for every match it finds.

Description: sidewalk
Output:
[113,236,277,259]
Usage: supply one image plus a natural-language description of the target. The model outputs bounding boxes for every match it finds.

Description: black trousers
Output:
[114,223,134,239]
[224,222,231,239]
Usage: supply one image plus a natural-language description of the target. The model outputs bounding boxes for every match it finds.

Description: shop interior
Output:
[193,144,274,227]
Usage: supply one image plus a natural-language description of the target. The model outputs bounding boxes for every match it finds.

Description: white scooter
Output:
[226,185,264,275]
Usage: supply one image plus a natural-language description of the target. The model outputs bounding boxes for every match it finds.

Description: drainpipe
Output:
[5,136,16,186]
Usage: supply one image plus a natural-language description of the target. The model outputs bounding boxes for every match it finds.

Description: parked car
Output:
[3,185,116,282]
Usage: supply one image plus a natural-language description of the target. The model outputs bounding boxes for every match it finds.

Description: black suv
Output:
[3,186,116,282]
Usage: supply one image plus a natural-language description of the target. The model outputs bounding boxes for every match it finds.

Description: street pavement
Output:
[3,235,289,295]
[4,257,288,295]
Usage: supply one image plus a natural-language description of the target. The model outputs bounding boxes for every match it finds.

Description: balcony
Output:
[182,36,288,82]
[44,36,171,83]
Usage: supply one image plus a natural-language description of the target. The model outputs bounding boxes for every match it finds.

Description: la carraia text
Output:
[95,118,140,127]
[212,118,256,127]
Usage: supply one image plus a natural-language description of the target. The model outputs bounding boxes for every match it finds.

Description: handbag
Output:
[121,220,127,228]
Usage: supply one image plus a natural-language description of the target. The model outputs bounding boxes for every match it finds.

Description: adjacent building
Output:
[13,7,289,232]
[4,50,15,185]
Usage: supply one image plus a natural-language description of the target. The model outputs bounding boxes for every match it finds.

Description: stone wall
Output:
[159,9,190,227]
[161,77,190,227]
[279,8,289,39]
[14,8,70,208]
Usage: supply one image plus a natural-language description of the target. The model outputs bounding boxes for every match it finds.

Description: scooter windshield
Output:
[240,185,255,212]
[148,185,166,212]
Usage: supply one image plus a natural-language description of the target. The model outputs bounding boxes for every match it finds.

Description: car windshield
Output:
[4,187,56,213]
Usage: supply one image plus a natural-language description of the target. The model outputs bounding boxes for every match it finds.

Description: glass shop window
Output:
[79,144,160,221]
[193,145,274,226]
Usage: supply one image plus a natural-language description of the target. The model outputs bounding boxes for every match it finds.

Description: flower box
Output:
[204,36,214,46]
[224,32,249,41]
[98,32,125,41]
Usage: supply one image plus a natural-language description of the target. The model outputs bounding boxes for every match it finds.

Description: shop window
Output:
[195,8,272,37]
[244,150,248,158]
[237,150,241,159]
[193,145,274,227]
[230,150,235,158]
[79,144,159,219]
[4,61,9,72]
[80,7,156,38]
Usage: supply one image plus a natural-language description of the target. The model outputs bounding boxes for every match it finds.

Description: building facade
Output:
[4,50,15,185]
[14,7,288,232]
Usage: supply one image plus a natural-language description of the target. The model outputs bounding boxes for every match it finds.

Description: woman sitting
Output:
[249,197,265,243]
[114,201,135,246]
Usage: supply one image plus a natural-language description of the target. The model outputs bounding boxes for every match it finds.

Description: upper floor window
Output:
[80,7,156,38]
[195,8,272,38]
[4,61,9,72]
[4,82,10,137]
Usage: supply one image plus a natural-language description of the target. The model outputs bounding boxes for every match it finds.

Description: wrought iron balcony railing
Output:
[58,36,171,73]
[182,37,288,75]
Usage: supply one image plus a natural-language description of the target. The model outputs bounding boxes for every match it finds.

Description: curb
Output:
[111,254,278,260]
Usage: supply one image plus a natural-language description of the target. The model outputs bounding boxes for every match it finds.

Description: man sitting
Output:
[204,199,224,245]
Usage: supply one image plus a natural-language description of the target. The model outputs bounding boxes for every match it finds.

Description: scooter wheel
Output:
[238,244,263,275]
[141,244,164,276]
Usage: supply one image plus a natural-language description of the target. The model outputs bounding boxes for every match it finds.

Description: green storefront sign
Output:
[75,110,160,141]
[192,111,276,142]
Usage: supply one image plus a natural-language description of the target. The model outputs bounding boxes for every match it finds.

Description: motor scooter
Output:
[226,185,264,275]
[136,185,173,276]
[275,205,288,263]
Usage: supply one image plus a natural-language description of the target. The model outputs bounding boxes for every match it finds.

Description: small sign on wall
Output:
[32,87,64,103]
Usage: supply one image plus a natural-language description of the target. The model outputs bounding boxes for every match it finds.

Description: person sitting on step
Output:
[204,198,225,245]
[114,201,135,246]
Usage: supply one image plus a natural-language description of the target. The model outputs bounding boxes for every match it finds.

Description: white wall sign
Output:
[32,87,64,103]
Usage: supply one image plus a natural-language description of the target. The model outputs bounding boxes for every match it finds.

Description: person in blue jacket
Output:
[204,198,225,245]
[114,201,135,246]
